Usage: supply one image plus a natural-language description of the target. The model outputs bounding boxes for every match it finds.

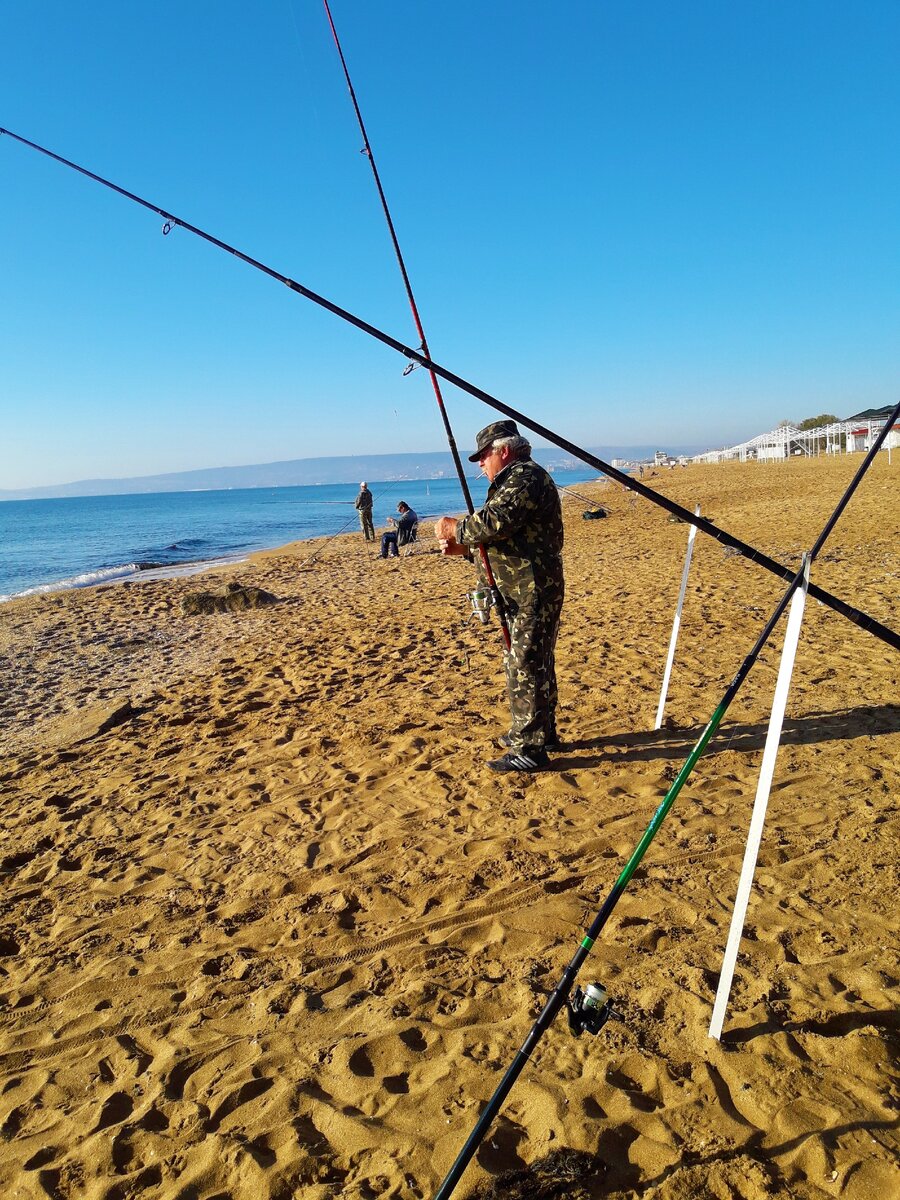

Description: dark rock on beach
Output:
[181,582,277,616]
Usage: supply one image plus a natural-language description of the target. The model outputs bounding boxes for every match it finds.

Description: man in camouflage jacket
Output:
[435,420,564,772]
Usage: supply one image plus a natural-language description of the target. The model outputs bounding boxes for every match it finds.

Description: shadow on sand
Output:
[552,703,900,772]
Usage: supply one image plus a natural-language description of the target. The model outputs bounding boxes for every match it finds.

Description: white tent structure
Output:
[693,406,898,464]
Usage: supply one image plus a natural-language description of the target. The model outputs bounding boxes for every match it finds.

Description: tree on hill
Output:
[777,414,840,431]
[797,413,840,430]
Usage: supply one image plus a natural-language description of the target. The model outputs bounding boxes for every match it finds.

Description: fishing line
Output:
[298,513,360,567]
[284,2,318,112]
[321,0,513,649]
[1,126,896,652]
[433,397,900,1200]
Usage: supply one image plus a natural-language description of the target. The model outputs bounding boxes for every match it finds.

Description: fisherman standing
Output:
[435,420,564,773]
[355,481,375,541]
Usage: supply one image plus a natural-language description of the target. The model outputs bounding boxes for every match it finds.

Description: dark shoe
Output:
[488,748,549,773]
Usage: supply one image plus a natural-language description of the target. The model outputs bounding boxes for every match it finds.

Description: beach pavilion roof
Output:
[843,405,896,422]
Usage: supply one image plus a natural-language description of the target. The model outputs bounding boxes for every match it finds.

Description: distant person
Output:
[355,481,375,541]
[434,419,564,772]
[380,501,418,558]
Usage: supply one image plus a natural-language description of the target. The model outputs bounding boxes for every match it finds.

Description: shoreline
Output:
[0,470,608,605]
[0,552,252,606]
[1,458,897,1199]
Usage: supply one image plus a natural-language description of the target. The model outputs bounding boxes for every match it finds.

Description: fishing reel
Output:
[567,982,623,1038]
[466,586,499,625]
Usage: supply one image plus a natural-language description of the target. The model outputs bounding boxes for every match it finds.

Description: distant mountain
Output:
[0,445,706,501]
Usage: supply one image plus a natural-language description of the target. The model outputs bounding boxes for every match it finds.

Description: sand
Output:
[0,456,897,1200]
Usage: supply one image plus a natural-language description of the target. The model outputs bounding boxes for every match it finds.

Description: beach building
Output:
[844,406,900,453]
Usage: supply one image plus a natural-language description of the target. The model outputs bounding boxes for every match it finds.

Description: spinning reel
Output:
[466,586,500,625]
[567,982,623,1038]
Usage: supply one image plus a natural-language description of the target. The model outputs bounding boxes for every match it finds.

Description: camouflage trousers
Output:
[503,587,563,751]
[358,509,375,541]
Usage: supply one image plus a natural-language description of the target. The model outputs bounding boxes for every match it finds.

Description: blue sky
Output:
[1,1,897,489]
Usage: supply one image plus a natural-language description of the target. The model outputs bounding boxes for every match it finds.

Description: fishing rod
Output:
[434,396,900,1200]
[2,126,897,652]
[556,482,608,508]
[321,0,512,650]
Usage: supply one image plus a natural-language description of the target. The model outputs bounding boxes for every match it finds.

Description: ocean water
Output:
[0,469,603,602]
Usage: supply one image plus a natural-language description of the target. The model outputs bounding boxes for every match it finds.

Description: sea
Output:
[0,470,604,603]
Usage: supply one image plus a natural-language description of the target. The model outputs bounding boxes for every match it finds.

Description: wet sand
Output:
[1,456,897,1199]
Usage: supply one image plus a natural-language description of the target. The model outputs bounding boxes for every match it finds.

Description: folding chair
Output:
[399,522,419,556]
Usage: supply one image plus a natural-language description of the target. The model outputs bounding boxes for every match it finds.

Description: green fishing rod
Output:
[1,125,897,652]
[435,397,900,1200]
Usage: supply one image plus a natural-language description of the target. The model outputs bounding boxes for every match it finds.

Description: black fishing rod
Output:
[556,482,608,508]
[321,0,512,650]
[434,396,900,1200]
[2,126,896,652]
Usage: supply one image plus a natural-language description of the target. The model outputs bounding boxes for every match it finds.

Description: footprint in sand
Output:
[322,1026,446,1121]
[204,1075,274,1132]
[475,1114,528,1175]
[94,1089,134,1131]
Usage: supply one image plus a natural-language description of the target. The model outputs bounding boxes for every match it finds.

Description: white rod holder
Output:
[708,554,810,1041]
[654,505,700,730]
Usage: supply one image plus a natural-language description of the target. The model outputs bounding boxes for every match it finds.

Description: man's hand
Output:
[435,517,458,541]
[434,516,467,557]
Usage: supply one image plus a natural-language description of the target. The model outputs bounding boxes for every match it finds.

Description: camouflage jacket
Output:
[455,459,564,605]
[355,490,373,511]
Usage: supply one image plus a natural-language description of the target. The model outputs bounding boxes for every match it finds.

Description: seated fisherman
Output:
[380,501,418,558]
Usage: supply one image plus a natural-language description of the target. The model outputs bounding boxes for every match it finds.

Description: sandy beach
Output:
[1,456,897,1199]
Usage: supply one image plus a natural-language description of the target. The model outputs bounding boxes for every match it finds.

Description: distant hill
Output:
[1,445,706,501]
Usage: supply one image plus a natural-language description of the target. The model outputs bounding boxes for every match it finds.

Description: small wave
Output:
[1,562,159,602]
[0,552,252,605]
